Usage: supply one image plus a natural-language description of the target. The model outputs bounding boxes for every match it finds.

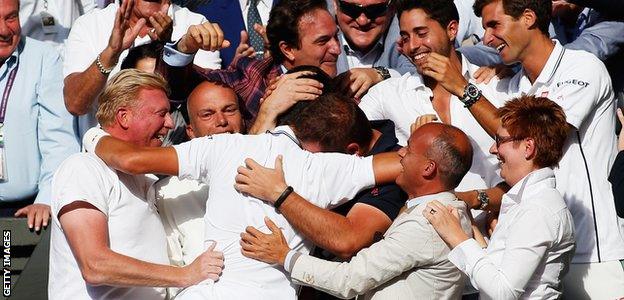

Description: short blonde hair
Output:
[96,69,171,127]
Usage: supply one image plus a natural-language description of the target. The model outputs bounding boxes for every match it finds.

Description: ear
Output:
[279,41,296,62]
[521,8,538,29]
[186,124,196,139]
[422,159,437,178]
[446,20,459,44]
[346,142,363,156]
[115,107,132,130]
[524,137,536,160]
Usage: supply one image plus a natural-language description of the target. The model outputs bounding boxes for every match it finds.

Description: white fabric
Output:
[49,153,169,300]
[63,3,221,138]
[486,40,624,263]
[172,126,376,299]
[19,0,97,53]
[359,54,503,193]
[448,168,575,299]
[563,260,624,299]
[454,0,484,47]
[239,0,272,29]
[340,34,401,78]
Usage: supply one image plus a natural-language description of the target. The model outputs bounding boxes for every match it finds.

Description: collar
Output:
[279,64,288,74]
[518,40,564,89]
[267,125,301,148]
[1,38,21,72]
[503,167,556,205]
[406,191,457,209]
[368,120,400,154]
[339,31,385,59]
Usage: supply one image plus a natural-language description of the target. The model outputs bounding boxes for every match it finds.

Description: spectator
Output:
[425,95,575,299]
[422,0,624,297]
[609,108,624,217]
[48,69,224,299]
[63,0,221,138]
[0,0,79,231]
[81,92,401,299]
[238,123,473,299]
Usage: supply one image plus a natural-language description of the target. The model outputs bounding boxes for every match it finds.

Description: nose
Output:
[164,112,174,130]
[328,35,341,55]
[407,36,422,54]
[355,12,371,26]
[482,28,494,47]
[398,146,406,157]
[0,21,11,36]
[489,142,498,155]
[215,112,228,127]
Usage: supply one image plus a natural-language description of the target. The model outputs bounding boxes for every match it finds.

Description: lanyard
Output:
[0,62,19,124]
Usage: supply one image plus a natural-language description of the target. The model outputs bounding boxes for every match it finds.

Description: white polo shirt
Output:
[172,126,375,299]
[487,40,624,263]
[64,3,222,138]
[359,54,503,193]
[49,153,169,300]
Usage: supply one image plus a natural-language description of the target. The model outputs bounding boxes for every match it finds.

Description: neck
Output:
[365,129,382,155]
[407,183,447,199]
[520,35,554,83]
[507,165,540,187]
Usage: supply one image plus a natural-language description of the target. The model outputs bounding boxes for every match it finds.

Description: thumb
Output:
[206,241,217,251]
[264,217,280,234]
[617,108,624,124]
[160,2,170,14]
[240,30,249,44]
[275,155,283,172]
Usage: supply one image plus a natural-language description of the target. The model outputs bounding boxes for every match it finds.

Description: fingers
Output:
[244,158,262,171]
[264,217,281,235]
[274,155,283,174]
[245,225,264,238]
[160,2,170,14]
[253,23,269,45]
[27,209,36,230]
[14,206,27,218]
[617,108,624,124]
[207,241,216,251]
[240,30,249,45]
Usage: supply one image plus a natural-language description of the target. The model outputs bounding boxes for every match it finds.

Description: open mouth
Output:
[495,43,506,52]
[412,52,430,64]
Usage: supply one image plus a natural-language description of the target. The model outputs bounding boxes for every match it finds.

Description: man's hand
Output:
[106,0,145,60]
[420,52,468,97]
[233,31,257,63]
[422,200,470,249]
[240,217,290,266]
[336,68,383,101]
[147,3,173,42]
[178,22,231,54]
[235,156,288,204]
[473,64,515,84]
[618,108,624,151]
[182,242,224,286]
[410,114,439,134]
[261,71,323,114]
[14,203,51,232]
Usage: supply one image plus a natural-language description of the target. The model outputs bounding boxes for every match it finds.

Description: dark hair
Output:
[498,95,568,168]
[120,42,162,70]
[395,0,459,28]
[285,93,372,152]
[425,125,473,190]
[473,0,551,34]
[278,65,334,126]
[266,0,328,64]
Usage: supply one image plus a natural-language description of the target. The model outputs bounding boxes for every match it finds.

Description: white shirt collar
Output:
[517,40,565,89]
[406,191,457,209]
[340,32,384,61]
[268,125,301,147]
[502,167,556,206]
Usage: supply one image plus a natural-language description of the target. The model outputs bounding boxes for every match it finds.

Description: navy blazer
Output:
[193,0,280,67]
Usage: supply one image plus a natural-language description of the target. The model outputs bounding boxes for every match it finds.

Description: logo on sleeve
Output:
[556,79,590,88]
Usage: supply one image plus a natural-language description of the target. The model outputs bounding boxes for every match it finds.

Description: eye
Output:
[417,30,428,38]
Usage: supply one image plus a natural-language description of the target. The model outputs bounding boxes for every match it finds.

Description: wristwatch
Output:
[460,83,482,108]
[477,190,490,210]
[373,66,391,80]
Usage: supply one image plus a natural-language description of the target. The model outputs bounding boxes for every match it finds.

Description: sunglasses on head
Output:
[337,0,390,20]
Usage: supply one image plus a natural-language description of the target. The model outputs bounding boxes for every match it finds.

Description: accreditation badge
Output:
[0,123,6,182]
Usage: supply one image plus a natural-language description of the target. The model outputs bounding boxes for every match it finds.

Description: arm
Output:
[564,20,624,61]
[455,182,509,211]
[59,201,222,287]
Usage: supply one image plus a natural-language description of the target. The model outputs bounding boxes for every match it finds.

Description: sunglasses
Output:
[494,134,521,148]
[337,0,390,20]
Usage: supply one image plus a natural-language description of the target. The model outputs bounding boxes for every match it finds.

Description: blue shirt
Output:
[0,37,79,204]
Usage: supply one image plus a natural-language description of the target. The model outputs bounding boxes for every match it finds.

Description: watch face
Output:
[467,84,480,98]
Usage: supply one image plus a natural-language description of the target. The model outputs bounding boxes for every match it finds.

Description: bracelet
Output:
[96,54,115,75]
[274,186,293,211]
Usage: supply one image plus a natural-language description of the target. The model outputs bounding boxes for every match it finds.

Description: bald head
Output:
[186,81,244,138]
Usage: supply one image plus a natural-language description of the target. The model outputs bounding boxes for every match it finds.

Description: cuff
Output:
[447,238,486,275]
[82,126,109,154]
[283,250,301,273]
[388,68,401,78]
[163,41,195,67]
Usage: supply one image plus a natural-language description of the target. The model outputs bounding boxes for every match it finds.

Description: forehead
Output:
[339,0,387,6]
[0,0,19,13]
[136,88,170,109]
[189,84,238,110]
[481,0,507,23]
[298,9,338,37]
[399,8,439,30]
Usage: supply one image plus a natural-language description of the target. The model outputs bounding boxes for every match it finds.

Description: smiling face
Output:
[395,134,430,196]
[480,0,531,65]
[126,88,174,147]
[398,8,455,74]
[335,0,392,53]
[489,126,527,186]
[286,9,341,77]
[186,82,244,138]
[0,0,20,63]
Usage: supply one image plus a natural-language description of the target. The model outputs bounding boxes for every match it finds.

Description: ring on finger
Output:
[429,208,436,214]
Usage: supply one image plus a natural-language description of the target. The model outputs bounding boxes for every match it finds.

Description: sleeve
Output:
[359,83,388,120]
[448,207,557,300]
[550,55,612,129]
[63,15,97,77]
[51,156,112,218]
[190,14,222,70]
[290,217,437,298]
[305,153,375,208]
[564,20,624,61]
[458,43,504,67]
[35,48,80,205]
[609,150,624,218]
[355,184,407,220]
[173,136,220,184]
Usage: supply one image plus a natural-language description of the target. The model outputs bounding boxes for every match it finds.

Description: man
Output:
[239,123,474,299]
[81,93,400,299]
[63,0,221,138]
[160,0,337,125]
[49,69,224,299]
[0,0,78,231]
[359,0,506,216]
[421,0,624,297]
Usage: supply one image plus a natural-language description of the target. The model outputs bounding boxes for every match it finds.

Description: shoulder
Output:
[559,47,609,76]
[56,153,109,175]
[172,4,206,23]
[366,73,422,98]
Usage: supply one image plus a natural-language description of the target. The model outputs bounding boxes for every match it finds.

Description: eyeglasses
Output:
[337,0,390,20]
[494,134,521,148]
